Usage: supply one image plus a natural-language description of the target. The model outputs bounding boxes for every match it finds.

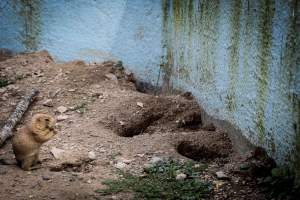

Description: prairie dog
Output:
[12,113,57,170]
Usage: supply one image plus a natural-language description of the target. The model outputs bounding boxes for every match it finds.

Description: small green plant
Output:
[0,78,10,88]
[96,160,212,200]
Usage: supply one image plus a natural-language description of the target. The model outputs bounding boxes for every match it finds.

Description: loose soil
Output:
[0,51,271,199]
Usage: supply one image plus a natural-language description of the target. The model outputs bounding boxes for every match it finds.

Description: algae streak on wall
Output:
[161,0,300,167]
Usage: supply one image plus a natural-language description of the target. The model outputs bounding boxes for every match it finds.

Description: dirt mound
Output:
[109,95,203,137]
[0,50,54,84]
[176,130,233,161]
[61,60,136,90]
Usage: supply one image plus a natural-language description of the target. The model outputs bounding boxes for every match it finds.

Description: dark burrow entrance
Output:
[108,91,204,137]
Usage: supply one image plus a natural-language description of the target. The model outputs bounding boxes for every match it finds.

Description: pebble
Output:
[149,156,163,165]
[176,173,187,180]
[105,73,118,82]
[136,102,144,108]
[50,147,65,159]
[57,106,67,113]
[86,179,92,184]
[88,151,96,160]
[114,162,127,170]
[42,99,53,107]
[143,163,154,171]
[57,115,69,121]
[216,171,230,180]
[42,176,50,181]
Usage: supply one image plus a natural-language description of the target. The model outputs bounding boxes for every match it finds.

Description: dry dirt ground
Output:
[0,51,270,200]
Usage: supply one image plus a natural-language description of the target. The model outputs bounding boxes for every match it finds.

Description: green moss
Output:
[172,0,191,82]
[295,98,300,185]
[281,0,300,185]
[162,0,221,86]
[186,0,194,82]
[187,0,194,39]
[96,160,211,200]
[18,0,42,51]
[256,0,275,142]
[172,0,183,30]
[242,0,255,84]
[161,0,173,93]
[226,0,242,112]
[197,0,220,84]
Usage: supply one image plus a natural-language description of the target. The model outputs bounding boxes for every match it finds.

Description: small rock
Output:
[118,157,133,164]
[176,173,187,180]
[57,106,67,113]
[43,99,53,107]
[99,149,106,153]
[135,153,145,158]
[216,171,230,180]
[57,115,69,121]
[50,147,65,159]
[42,176,50,181]
[239,163,251,171]
[149,156,163,165]
[88,151,96,160]
[86,179,92,184]
[68,89,76,92]
[114,162,127,170]
[143,163,154,172]
[105,73,118,82]
[119,121,125,126]
[136,102,144,108]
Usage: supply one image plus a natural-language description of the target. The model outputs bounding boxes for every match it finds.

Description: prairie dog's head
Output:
[29,113,56,134]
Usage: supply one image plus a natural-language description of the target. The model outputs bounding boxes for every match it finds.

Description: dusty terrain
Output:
[0,51,273,200]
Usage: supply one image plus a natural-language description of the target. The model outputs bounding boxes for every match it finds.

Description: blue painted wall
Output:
[0,0,299,171]
[160,0,299,168]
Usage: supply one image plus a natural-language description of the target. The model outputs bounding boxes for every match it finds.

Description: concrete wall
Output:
[160,0,300,168]
[0,0,299,169]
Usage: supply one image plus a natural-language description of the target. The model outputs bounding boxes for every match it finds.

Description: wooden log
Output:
[0,89,39,146]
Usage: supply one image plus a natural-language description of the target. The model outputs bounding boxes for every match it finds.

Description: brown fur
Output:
[12,114,57,170]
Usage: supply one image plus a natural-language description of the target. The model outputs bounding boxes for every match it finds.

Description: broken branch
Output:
[0,89,39,146]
